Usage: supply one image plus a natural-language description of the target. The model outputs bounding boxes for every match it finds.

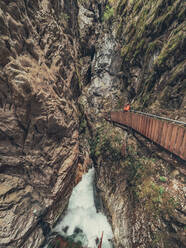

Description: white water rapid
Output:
[54,168,113,248]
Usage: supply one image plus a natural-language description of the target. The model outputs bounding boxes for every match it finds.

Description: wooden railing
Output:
[109,111,186,161]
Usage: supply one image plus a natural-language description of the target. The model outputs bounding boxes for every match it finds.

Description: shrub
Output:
[103,5,114,21]
[159,176,167,182]
[89,127,123,161]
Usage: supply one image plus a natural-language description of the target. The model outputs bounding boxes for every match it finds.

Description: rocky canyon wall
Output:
[78,0,186,248]
[0,0,83,247]
[0,0,185,248]
[117,0,186,120]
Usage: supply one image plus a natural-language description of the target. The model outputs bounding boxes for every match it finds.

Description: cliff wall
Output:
[78,0,186,247]
[0,0,185,248]
[117,0,185,119]
[0,0,82,247]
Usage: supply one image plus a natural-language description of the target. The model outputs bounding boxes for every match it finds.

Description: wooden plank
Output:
[140,114,143,133]
[169,125,178,154]
[139,115,143,134]
[132,114,136,130]
[151,118,156,140]
[133,114,137,131]
[138,115,143,133]
[146,117,151,139]
[149,118,155,140]
[120,112,124,124]
[151,119,159,143]
[144,116,150,137]
[127,112,130,126]
[110,111,185,160]
[129,112,132,127]
[119,112,124,125]
[138,115,142,132]
[131,113,134,129]
[156,119,164,144]
[124,112,127,126]
[143,116,148,137]
[111,112,116,122]
[160,122,168,147]
[143,115,147,136]
[149,118,154,139]
[155,119,161,143]
[136,114,139,131]
[147,117,153,139]
[179,130,186,160]
[173,127,185,155]
[141,115,146,136]
[135,114,139,131]
[164,123,173,150]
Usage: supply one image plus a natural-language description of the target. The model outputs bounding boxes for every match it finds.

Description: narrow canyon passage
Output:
[0,0,185,247]
[44,6,123,246]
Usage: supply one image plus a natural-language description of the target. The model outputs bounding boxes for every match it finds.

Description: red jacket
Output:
[123,104,130,111]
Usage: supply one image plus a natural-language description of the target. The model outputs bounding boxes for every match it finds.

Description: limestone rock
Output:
[0,0,80,247]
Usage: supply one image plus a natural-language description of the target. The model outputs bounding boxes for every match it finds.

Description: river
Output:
[45,168,113,248]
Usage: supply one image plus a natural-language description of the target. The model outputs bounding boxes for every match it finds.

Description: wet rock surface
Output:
[0,0,82,247]
[78,2,131,247]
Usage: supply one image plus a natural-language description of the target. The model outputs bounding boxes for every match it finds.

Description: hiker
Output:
[123,103,130,112]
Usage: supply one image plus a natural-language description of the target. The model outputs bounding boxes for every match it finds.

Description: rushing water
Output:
[53,168,113,248]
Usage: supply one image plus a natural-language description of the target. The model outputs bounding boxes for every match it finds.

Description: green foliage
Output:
[146,40,162,54]
[89,127,123,161]
[123,148,177,218]
[155,25,185,70]
[119,0,185,83]
[159,176,167,182]
[159,186,164,195]
[89,133,100,159]
[103,5,114,21]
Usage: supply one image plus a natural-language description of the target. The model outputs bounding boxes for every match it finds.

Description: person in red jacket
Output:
[123,103,130,111]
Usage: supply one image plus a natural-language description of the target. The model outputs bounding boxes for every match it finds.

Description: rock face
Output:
[78,1,186,248]
[0,0,185,248]
[0,0,82,247]
[117,0,186,120]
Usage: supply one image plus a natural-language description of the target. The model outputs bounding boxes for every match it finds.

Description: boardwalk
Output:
[108,111,186,161]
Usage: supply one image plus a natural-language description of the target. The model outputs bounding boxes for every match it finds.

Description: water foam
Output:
[54,168,113,248]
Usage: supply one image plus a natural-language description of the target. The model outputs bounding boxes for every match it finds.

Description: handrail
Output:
[131,110,186,126]
[109,111,186,160]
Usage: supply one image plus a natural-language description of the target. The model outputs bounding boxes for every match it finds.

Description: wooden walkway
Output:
[108,111,186,161]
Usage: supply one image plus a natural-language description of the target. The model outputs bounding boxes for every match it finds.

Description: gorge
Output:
[0,0,185,248]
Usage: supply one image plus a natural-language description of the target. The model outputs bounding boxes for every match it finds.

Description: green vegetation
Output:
[146,40,162,54]
[159,176,167,182]
[89,126,123,161]
[122,146,178,218]
[90,126,178,220]
[155,24,185,70]
[103,4,114,21]
[102,0,120,22]
[116,0,185,109]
